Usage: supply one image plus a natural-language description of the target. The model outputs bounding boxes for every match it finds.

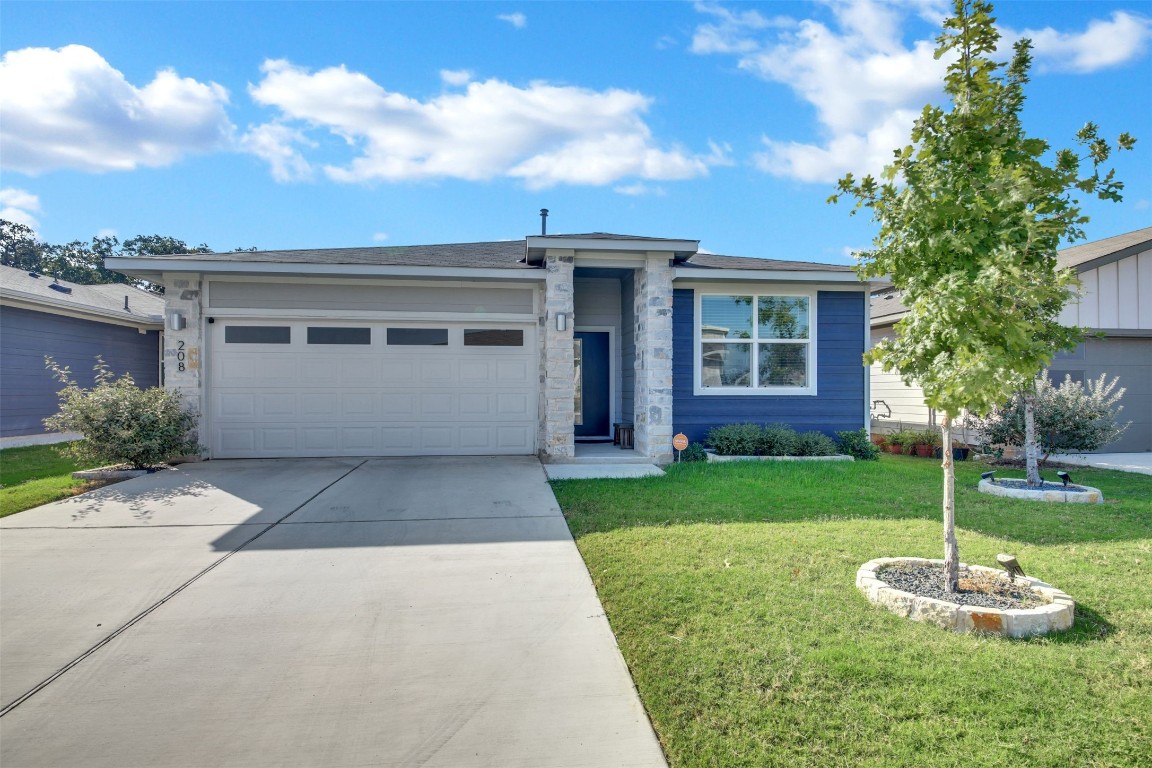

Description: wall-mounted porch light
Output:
[168,311,187,331]
[556,312,567,331]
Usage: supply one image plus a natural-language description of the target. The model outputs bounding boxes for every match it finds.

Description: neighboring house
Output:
[869,226,1152,452]
[0,265,164,438]
[107,232,870,463]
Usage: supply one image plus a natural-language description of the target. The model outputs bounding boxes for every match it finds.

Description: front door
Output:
[574,331,610,438]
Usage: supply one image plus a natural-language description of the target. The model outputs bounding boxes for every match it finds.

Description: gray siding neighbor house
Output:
[0,265,164,438]
[870,227,1152,453]
[107,231,872,463]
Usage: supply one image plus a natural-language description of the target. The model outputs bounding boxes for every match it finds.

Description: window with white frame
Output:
[697,293,814,393]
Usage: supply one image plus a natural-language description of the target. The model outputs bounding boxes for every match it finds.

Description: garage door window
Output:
[225,326,291,344]
[387,328,448,346]
[464,329,524,347]
[307,327,371,345]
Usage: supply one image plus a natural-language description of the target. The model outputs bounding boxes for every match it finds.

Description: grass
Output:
[0,443,103,517]
[552,456,1152,767]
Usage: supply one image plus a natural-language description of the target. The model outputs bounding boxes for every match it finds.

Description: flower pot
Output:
[887,444,903,454]
[913,444,934,457]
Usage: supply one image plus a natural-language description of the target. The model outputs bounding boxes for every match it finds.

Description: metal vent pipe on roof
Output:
[540,208,548,235]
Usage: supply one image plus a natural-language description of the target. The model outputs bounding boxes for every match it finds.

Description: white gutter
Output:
[105,257,546,281]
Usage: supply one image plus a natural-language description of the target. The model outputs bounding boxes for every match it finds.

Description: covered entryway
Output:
[207,320,537,458]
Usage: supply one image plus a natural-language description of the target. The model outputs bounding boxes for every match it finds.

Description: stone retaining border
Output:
[705,452,853,463]
[978,479,1103,503]
[856,557,1075,637]
[72,467,160,481]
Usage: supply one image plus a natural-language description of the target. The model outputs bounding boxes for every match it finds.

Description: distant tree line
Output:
[0,219,256,293]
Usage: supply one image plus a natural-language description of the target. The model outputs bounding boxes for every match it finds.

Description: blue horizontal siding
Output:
[672,289,866,444]
[0,306,160,437]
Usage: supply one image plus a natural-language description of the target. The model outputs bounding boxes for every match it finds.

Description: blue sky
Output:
[2,1,1150,264]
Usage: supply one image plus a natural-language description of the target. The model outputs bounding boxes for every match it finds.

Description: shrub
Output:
[43,358,201,469]
[680,442,708,462]
[759,424,798,456]
[705,423,764,456]
[793,430,837,456]
[836,429,880,460]
[969,372,1130,461]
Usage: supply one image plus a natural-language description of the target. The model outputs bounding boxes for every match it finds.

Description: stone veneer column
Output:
[539,250,575,460]
[634,253,674,462]
[161,272,206,453]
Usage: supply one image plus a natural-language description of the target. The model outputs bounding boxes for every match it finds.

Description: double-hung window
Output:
[696,292,814,395]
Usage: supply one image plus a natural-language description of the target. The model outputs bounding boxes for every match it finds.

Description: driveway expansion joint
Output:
[0,459,368,717]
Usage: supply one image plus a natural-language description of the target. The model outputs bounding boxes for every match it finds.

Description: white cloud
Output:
[95,228,118,239]
[0,187,41,230]
[693,1,1148,184]
[1012,12,1152,73]
[246,59,722,189]
[498,12,526,29]
[613,182,666,196]
[239,122,314,182]
[440,68,473,86]
[372,232,389,242]
[0,45,233,174]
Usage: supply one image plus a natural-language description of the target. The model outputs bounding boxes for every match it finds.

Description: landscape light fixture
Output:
[981,471,995,483]
[996,553,1026,582]
[1057,471,1071,487]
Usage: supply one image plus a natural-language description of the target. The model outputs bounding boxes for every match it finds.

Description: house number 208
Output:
[177,341,186,372]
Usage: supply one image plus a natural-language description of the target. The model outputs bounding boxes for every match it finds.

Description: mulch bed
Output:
[878,563,1047,610]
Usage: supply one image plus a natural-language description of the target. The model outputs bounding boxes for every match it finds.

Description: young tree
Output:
[831,0,1133,590]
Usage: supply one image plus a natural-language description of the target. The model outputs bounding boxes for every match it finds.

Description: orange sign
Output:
[672,433,689,451]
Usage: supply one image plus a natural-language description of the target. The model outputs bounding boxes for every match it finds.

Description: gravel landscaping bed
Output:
[879,563,1047,610]
[991,479,1092,493]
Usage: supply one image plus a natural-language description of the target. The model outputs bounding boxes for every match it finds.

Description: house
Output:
[0,264,164,438]
[106,232,870,463]
[870,226,1152,452]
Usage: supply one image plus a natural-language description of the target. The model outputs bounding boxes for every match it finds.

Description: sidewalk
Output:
[1048,453,1152,476]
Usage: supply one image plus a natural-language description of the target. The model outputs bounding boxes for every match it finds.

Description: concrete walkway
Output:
[1048,452,1152,476]
[1,457,666,768]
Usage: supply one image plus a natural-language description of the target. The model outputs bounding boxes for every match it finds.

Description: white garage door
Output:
[207,321,537,458]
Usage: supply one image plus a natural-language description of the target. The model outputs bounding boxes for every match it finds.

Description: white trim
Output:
[574,325,616,439]
[107,257,546,282]
[693,289,818,397]
[203,308,537,322]
[677,279,867,292]
[676,268,864,283]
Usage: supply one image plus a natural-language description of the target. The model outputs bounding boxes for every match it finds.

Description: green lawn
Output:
[0,443,102,517]
[552,456,1152,768]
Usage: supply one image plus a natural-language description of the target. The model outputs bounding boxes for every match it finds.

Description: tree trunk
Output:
[941,414,959,592]
[1023,384,1041,486]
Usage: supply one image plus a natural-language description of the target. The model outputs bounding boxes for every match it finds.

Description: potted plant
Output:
[912,429,941,457]
[885,431,910,455]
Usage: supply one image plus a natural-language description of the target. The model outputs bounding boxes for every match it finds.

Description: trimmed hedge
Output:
[705,423,840,457]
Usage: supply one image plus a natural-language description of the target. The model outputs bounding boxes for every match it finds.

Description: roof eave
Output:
[673,267,866,283]
[105,257,546,282]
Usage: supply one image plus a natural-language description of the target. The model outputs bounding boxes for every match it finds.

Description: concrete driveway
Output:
[1,457,666,768]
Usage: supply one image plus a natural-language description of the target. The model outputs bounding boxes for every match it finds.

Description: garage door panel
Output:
[260,393,296,417]
[209,321,536,458]
[496,359,531,383]
[420,359,454,383]
[420,393,453,416]
[262,429,297,451]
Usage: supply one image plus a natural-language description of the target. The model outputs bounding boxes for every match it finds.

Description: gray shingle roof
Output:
[680,253,855,273]
[108,233,856,275]
[1057,226,1152,271]
[134,240,535,269]
[0,264,164,323]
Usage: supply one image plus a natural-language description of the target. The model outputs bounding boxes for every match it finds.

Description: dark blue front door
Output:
[575,331,610,437]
